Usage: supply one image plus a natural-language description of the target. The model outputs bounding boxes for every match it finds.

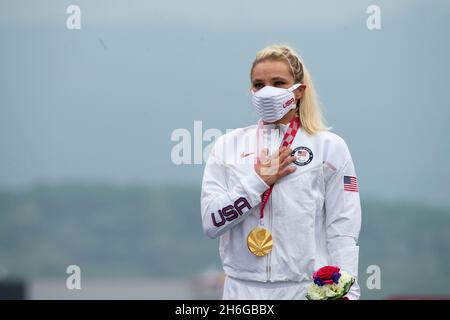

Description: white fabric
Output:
[222,275,310,300]
[200,123,362,300]
[252,83,302,123]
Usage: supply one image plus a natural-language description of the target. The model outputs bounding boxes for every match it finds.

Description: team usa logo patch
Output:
[291,146,313,166]
[344,175,359,192]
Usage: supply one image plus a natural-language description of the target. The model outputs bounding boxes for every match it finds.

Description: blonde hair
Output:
[250,44,329,134]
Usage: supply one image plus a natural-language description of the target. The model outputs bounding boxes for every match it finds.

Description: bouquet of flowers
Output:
[306,266,355,300]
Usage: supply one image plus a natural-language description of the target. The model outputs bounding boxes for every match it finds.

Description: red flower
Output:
[322,279,335,285]
[317,266,340,281]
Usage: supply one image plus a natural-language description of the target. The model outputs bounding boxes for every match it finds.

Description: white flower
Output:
[307,284,325,300]
[323,286,337,298]
[329,283,345,295]
[338,270,353,286]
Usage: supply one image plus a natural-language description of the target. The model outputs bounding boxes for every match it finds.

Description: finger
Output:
[260,148,269,158]
[259,148,269,162]
[267,148,282,164]
[270,147,292,170]
[261,157,271,167]
[280,152,298,170]
[278,146,287,155]
[278,146,289,156]
[278,165,297,179]
[268,146,285,160]
[279,147,293,163]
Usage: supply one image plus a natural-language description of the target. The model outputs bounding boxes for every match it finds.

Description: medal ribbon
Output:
[255,113,301,225]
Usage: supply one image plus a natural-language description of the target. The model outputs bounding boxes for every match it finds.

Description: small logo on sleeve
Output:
[240,151,255,158]
[344,175,359,192]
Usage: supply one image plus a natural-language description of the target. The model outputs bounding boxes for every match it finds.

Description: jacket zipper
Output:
[266,126,281,282]
[267,194,273,281]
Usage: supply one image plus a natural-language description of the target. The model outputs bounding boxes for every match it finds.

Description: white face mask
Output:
[251,83,302,123]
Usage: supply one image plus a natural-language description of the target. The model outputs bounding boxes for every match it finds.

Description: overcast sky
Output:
[1,0,449,207]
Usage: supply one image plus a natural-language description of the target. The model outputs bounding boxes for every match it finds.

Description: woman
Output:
[200,44,362,300]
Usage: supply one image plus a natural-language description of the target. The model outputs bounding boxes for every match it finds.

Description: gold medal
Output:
[247,227,273,256]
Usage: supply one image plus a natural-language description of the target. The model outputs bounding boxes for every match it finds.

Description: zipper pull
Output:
[266,265,272,281]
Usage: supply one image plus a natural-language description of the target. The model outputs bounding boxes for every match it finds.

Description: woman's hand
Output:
[255,146,298,187]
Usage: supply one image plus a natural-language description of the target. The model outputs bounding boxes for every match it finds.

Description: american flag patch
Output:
[344,175,359,192]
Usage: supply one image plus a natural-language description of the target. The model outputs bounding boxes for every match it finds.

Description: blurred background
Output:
[0,0,449,299]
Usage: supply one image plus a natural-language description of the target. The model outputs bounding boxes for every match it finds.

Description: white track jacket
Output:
[200,122,362,299]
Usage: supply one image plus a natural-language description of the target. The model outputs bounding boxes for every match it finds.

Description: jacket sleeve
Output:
[324,141,362,300]
[200,138,269,239]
